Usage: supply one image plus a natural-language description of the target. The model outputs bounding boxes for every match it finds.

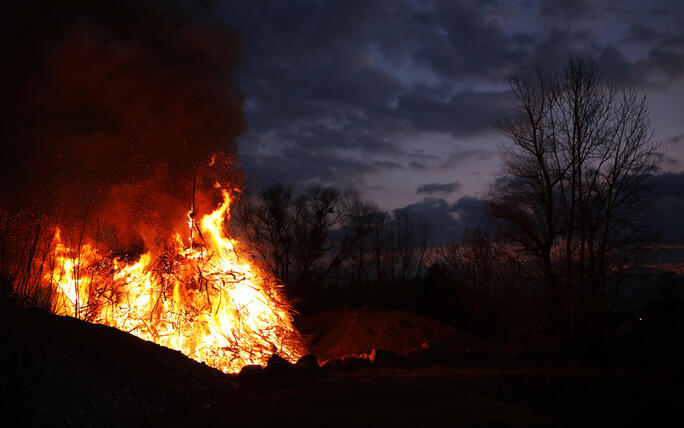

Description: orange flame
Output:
[46,188,305,373]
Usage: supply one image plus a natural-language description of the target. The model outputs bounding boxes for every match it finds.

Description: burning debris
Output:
[46,180,306,373]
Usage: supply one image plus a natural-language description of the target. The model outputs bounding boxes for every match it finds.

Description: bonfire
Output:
[44,179,306,374]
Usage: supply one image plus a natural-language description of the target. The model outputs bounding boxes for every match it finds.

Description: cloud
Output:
[668,134,684,145]
[395,198,461,244]
[395,90,513,136]
[440,150,500,169]
[399,172,684,246]
[395,195,488,244]
[409,161,429,170]
[395,171,684,246]
[218,0,530,194]
[537,0,606,21]
[416,182,461,195]
[450,196,488,224]
[657,172,684,199]
[623,23,659,44]
[655,172,684,243]
[241,147,404,190]
[211,0,684,204]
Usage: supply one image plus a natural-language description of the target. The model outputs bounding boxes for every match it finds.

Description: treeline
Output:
[227,182,556,342]
[230,182,540,339]
[231,184,429,313]
[231,184,540,340]
[232,181,682,365]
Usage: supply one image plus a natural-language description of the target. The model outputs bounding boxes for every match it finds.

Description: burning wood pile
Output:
[0,0,307,375]
[44,182,305,374]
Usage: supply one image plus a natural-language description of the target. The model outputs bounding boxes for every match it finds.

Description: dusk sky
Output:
[208,0,684,241]
[2,0,683,244]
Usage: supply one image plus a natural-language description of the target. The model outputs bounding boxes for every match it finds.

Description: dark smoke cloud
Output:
[416,182,461,196]
[0,1,244,250]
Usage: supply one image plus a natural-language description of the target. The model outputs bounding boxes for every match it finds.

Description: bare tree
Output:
[394,210,429,282]
[234,184,380,300]
[438,225,529,302]
[235,184,431,305]
[236,184,294,283]
[290,186,378,290]
[335,190,380,286]
[366,210,429,287]
[491,58,661,351]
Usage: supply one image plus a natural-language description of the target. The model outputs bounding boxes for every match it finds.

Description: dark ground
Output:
[1,306,681,427]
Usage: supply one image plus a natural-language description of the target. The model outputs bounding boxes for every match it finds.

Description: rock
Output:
[321,358,344,370]
[341,355,372,369]
[370,349,402,366]
[266,353,292,370]
[296,354,320,368]
[238,364,265,384]
[421,341,445,353]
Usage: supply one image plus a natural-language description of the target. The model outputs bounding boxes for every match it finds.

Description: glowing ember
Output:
[45,188,306,373]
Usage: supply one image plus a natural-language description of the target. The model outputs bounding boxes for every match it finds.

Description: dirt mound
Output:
[0,306,233,428]
[296,307,472,361]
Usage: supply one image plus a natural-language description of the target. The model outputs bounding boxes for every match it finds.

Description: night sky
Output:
[2,1,683,244]
[215,0,684,242]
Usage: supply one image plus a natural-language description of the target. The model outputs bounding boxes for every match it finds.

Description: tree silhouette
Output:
[490,58,661,359]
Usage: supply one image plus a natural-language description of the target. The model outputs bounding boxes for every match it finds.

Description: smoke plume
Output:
[0,1,244,250]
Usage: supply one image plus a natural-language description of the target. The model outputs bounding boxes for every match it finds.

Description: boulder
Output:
[266,353,292,370]
[370,349,402,366]
[341,355,372,369]
[321,358,344,370]
[238,364,265,385]
[421,341,445,353]
[263,353,296,378]
[296,354,320,368]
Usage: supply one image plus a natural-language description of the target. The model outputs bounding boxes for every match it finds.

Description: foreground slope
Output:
[2,305,681,427]
[0,306,233,427]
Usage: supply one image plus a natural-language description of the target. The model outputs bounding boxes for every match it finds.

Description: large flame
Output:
[45,187,305,373]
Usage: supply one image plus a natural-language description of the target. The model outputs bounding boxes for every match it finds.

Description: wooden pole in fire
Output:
[189,175,197,246]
